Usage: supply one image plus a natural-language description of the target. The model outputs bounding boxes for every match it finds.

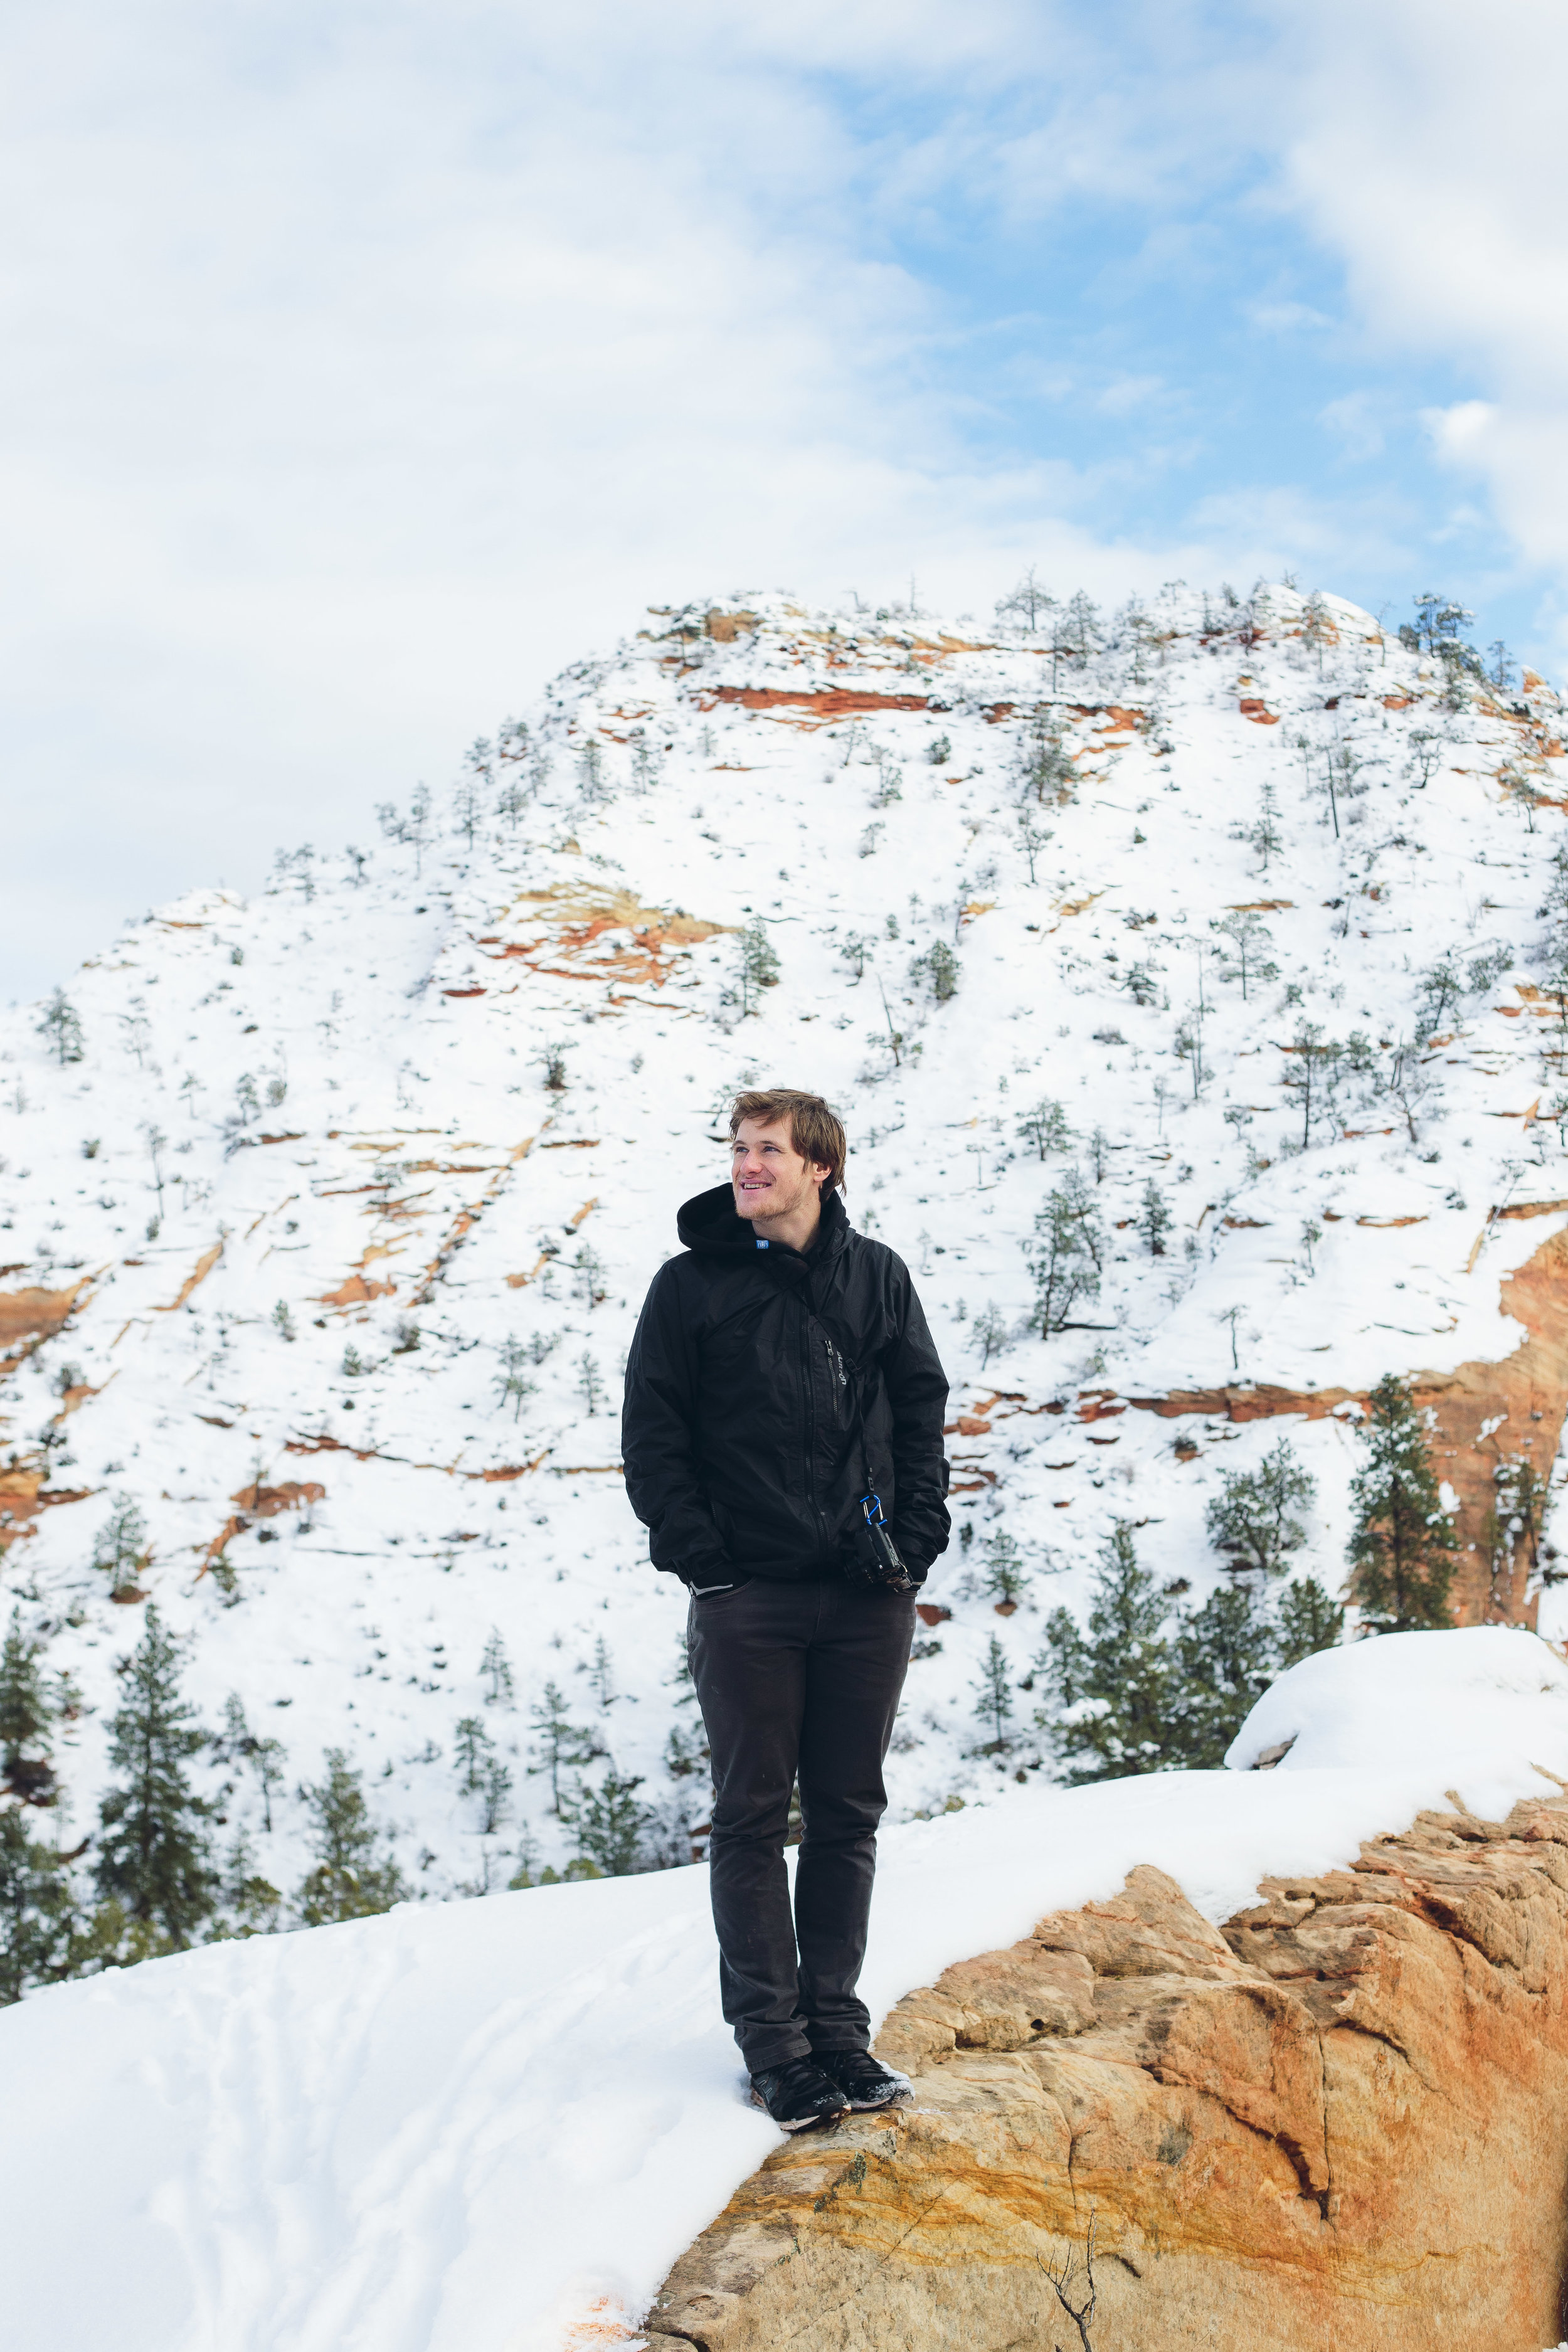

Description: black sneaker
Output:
[748,2058,851,2132]
[813,2049,913,2111]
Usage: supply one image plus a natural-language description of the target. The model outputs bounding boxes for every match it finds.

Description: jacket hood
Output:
[676,1181,850,1263]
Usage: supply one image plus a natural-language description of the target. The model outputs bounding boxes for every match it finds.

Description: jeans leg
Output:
[793,1584,914,2054]
[689,1581,812,2071]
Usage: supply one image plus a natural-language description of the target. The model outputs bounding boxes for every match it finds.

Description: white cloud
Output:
[1246,299,1333,335]
[0,0,1281,995]
[9,0,1568,995]
[1275,0,1568,630]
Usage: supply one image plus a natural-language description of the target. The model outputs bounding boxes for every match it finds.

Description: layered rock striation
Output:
[646,1797,1568,2349]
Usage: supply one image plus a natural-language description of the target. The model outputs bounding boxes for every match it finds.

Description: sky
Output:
[3,0,1566,1000]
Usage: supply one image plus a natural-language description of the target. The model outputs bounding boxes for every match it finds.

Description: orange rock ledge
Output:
[644,1798,1568,2349]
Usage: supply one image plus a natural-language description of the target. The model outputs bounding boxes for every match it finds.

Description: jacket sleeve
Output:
[879,1262,951,1577]
[621,1261,733,1585]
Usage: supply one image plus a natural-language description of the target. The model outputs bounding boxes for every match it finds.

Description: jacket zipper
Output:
[802,1301,827,1553]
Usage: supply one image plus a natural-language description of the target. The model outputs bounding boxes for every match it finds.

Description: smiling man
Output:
[622,1088,950,2130]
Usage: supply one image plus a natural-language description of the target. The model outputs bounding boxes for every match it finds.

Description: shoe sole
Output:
[750,2089,850,2131]
[840,2085,913,2111]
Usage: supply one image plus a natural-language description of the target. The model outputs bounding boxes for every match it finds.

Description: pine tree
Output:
[973,1634,1014,1751]
[477,1754,512,1836]
[1204,1439,1315,1577]
[1017,806,1051,883]
[571,1767,647,1875]
[37,988,84,1065]
[1137,1179,1171,1256]
[1484,1454,1547,1614]
[480,1629,515,1707]
[1347,1375,1458,1631]
[454,1715,493,1796]
[971,1304,1008,1368]
[1027,1170,1102,1333]
[1281,1022,1342,1150]
[95,1606,217,1949]
[0,1809,79,2004]
[1037,1525,1183,1783]
[995,568,1054,633]
[1212,909,1277,1001]
[1276,1577,1343,1666]
[221,1693,286,1831]
[1170,1582,1278,1767]
[494,1338,533,1421]
[1248,779,1283,874]
[982,1530,1028,1611]
[913,941,959,1002]
[1017,709,1076,803]
[1017,1098,1071,1160]
[527,1680,598,1816]
[1064,589,1101,663]
[218,1829,283,1939]
[0,1608,51,1774]
[736,919,780,1014]
[93,1493,148,1599]
[296,1750,405,1924]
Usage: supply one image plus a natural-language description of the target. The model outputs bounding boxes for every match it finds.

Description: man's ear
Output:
[811,1162,833,1192]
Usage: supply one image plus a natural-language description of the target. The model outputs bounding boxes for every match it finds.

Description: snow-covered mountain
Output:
[3,580,1566,1894]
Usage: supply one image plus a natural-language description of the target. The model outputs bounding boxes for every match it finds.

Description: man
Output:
[622,1088,950,2131]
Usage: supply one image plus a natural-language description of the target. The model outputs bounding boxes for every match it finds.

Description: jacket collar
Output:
[675,1181,850,1268]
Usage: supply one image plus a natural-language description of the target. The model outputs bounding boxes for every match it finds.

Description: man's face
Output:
[731,1117,830,1223]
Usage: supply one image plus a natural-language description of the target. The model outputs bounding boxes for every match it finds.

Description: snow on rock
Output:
[1226,1621,1568,1802]
[5,1626,1568,2350]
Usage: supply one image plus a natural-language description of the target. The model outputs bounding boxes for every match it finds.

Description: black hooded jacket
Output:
[622,1184,950,1587]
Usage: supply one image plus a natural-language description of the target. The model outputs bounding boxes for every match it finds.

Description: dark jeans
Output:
[688,1576,915,2072]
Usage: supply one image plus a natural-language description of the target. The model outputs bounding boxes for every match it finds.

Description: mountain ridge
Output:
[2,578,1565,1897]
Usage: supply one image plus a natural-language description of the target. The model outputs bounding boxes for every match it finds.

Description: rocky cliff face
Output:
[645,1794,1568,2349]
[1128,1216,1568,1629]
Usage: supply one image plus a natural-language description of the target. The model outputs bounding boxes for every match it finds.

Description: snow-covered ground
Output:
[2,581,1567,1894]
[3,1625,1565,2352]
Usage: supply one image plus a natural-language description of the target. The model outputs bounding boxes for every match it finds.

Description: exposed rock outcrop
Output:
[645,1799,1568,2349]
[1127,1220,1568,1629]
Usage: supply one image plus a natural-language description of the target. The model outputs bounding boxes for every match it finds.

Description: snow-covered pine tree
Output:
[36,988,83,1066]
[527,1680,599,1816]
[480,1629,516,1707]
[1204,1439,1315,1577]
[297,1751,405,1925]
[981,1529,1028,1611]
[972,1633,1014,1752]
[1027,1170,1102,1333]
[735,919,780,1014]
[1346,1374,1458,1631]
[1037,1525,1182,1783]
[1017,1097,1071,1160]
[95,1606,218,1951]
[1136,1179,1171,1256]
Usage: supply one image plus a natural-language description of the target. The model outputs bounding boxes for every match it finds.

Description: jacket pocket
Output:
[690,1574,755,1602]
